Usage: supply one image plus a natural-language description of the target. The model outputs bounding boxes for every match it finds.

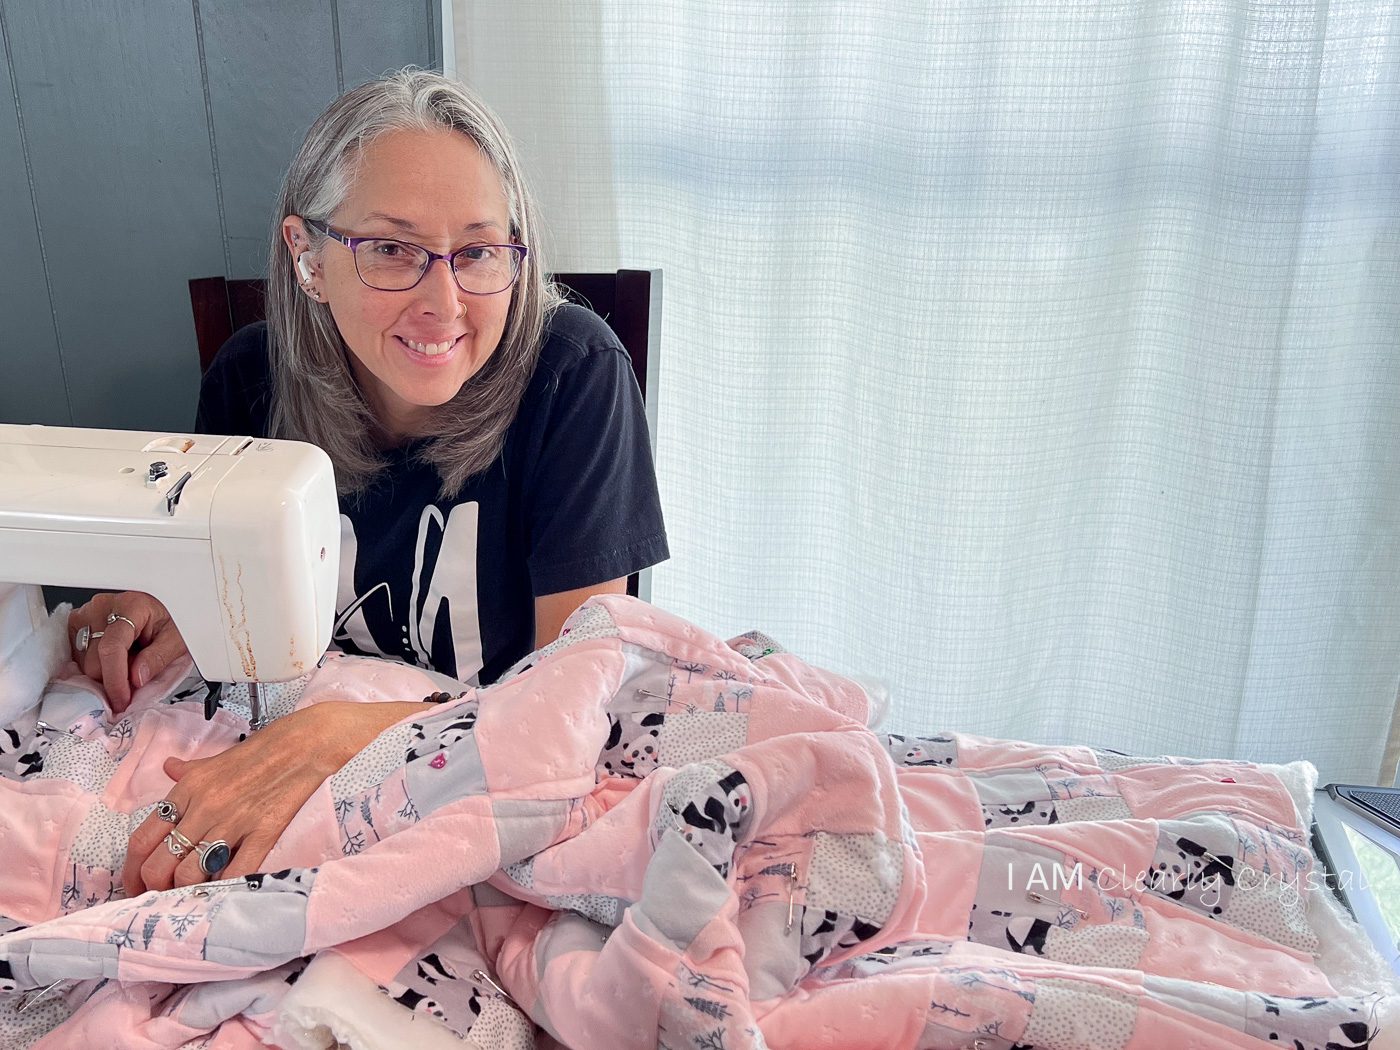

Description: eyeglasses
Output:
[304,218,528,295]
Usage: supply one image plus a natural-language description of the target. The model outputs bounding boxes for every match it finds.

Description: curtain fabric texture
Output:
[454,1,1400,783]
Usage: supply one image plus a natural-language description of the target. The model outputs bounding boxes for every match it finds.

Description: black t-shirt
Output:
[195,304,668,684]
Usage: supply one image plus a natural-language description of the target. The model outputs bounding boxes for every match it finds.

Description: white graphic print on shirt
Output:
[332,504,484,680]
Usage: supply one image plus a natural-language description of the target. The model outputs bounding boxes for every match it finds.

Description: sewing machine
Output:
[0,424,340,727]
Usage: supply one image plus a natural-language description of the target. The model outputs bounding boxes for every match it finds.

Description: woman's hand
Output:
[68,592,189,713]
[122,699,424,895]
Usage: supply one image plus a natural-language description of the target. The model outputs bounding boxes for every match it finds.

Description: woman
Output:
[66,69,668,894]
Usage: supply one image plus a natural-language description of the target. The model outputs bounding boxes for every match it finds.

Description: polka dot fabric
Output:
[330,723,416,803]
[545,892,623,928]
[470,997,536,1050]
[32,733,114,794]
[1055,795,1134,823]
[1021,978,1137,1050]
[0,993,67,1048]
[68,801,131,871]
[730,630,787,661]
[1045,922,1149,969]
[1221,875,1319,954]
[803,832,903,925]
[658,711,749,767]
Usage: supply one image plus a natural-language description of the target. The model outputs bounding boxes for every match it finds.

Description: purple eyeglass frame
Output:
[304,218,528,295]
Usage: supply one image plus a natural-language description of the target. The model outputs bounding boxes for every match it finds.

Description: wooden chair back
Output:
[189,270,660,406]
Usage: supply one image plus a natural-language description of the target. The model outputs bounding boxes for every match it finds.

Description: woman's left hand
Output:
[122,700,420,895]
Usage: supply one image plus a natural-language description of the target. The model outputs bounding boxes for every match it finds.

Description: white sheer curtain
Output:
[454,1,1400,784]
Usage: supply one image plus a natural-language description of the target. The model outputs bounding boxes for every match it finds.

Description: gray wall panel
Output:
[338,0,435,88]
[199,2,340,278]
[0,1,437,432]
[6,0,222,431]
[0,22,70,425]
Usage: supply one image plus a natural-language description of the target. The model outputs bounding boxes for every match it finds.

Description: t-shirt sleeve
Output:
[194,323,274,437]
[524,335,669,596]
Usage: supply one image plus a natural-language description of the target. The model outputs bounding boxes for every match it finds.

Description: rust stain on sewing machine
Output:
[218,556,257,679]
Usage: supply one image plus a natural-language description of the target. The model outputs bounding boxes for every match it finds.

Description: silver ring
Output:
[74,626,105,653]
[154,800,180,824]
[197,840,232,877]
[106,612,138,632]
[165,829,194,857]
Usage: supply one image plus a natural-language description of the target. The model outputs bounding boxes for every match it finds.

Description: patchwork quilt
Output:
[0,595,1391,1049]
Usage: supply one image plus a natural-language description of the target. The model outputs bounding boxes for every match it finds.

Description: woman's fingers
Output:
[66,604,89,658]
[79,631,106,687]
[121,811,158,896]
[66,592,178,713]
[138,830,190,893]
[129,618,189,691]
[97,612,142,711]
[123,710,348,896]
[122,705,411,897]
[173,831,238,888]
[123,801,192,896]
[71,594,112,683]
[220,833,278,882]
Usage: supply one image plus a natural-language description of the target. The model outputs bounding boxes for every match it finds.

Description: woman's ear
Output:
[282,216,312,264]
[283,216,324,300]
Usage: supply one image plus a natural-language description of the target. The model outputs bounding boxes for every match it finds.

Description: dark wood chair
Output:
[188,270,661,600]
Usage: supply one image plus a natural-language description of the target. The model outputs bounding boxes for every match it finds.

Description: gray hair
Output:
[265,68,560,499]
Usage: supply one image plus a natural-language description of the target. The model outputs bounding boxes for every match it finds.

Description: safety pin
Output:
[471,968,518,1008]
[777,863,799,934]
[1026,890,1086,918]
[34,720,78,738]
[634,688,670,702]
[17,979,64,1013]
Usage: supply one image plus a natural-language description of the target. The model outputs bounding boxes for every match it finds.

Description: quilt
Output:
[0,595,1392,1049]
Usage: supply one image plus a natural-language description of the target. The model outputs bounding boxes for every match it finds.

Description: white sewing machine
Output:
[0,424,339,725]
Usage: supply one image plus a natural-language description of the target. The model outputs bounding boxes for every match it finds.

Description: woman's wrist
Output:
[309,700,428,773]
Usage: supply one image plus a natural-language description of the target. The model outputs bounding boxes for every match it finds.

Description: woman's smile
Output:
[397,333,463,357]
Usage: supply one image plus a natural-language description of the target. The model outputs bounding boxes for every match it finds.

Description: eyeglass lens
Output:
[353,240,520,293]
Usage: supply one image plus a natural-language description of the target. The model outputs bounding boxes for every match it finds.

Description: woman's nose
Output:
[415,257,464,317]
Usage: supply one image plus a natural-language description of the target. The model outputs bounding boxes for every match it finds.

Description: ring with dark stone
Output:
[197,840,232,877]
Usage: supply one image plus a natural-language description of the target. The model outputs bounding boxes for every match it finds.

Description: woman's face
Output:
[283,127,514,440]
